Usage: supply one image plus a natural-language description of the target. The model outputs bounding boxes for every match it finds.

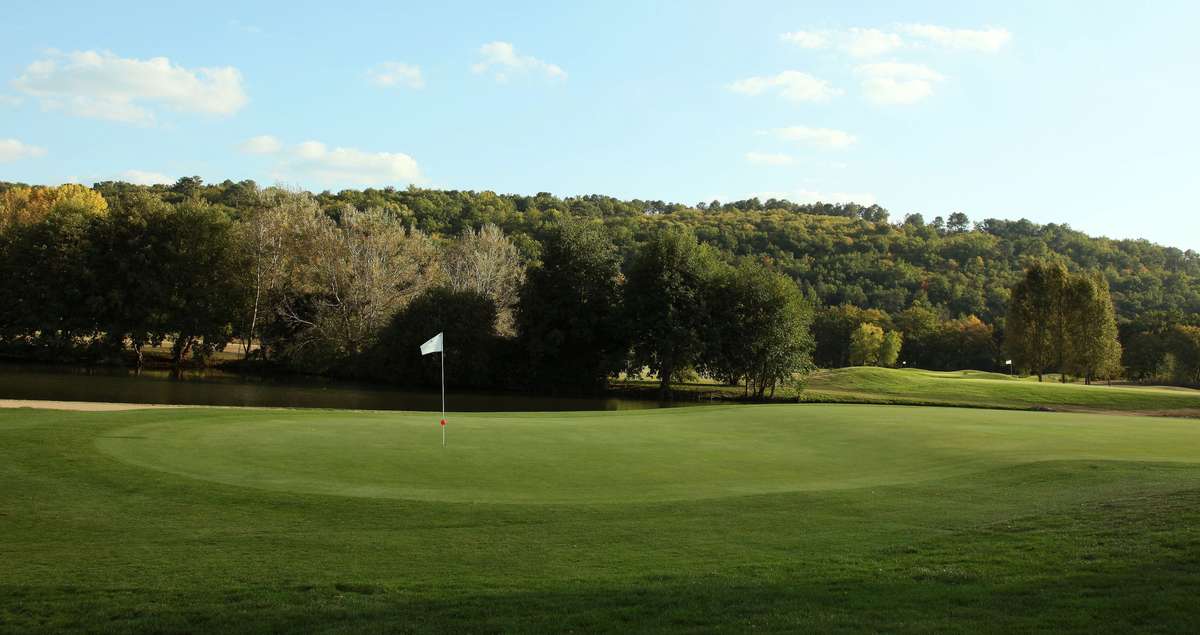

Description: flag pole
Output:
[441,347,446,448]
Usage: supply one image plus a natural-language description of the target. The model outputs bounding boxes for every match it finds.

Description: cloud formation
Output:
[728,71,841,103]
[471,42,566,82]
[238,135,282,154]
[744,152,795,166]
[119,169,173,185]
[0,138,47,162]
[368,62,425,89]
[856,62,945,105]
[766,126,857,149]
[900,24,1012,52]
[11,50,247,124]
[782,24,1011,56]
[242,136,424,187]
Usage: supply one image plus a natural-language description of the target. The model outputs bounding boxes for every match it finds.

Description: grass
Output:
[3,403,1200,632]
[616,366,1200,414]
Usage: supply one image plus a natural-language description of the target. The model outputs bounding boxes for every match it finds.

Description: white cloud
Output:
[842,28,904,57]
[744,152,795,166]
[857,62,945,105]
[901,24,1011,52]
[780,30,830,49]
[471,41,566,82]
[120,169,173,185]
[765,126,857,149]
[0,139,47,162]
[368,62,425,89]
[782,24,1011,56]
[754,189,877,205]
[781,28,900,57]
[271,140,424,187]
[0,94,23,107]
[728,71,841,103]
[238,135,282,154]
[12,50,247,124]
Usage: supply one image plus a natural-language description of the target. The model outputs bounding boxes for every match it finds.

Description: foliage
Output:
[443,223,525,336]
[624,226,722,397]
[703,261,815,397]
[515,217,627,392]
[848,323,886,366]
[368,287,500,388]
[878,330,903,367]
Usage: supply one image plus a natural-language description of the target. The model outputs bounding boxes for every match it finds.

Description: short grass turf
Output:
[801,366,1200,412]
[3,404,1200,633]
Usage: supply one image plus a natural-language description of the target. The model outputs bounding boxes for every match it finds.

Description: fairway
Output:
[4,404,1200,632]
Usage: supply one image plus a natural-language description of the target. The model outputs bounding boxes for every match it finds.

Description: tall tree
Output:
[1006,261,1069,381]
[703,261,814,397]
[1064,272,1122,383]
[625,226,720,398]
[848,323,885,366]
[444,223,525,336]
[515,217,627,392]
[878,330,903,367]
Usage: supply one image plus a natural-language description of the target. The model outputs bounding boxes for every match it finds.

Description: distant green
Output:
[4,403,1200,632]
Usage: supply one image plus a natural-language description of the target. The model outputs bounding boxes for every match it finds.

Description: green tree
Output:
[879,330,903,367]
[368,286,500,388]
[625,226,721,398]
[848,323,885,366]
[516,217,626,392]
[1064,272,1122,383]
[1006,262,1069,381]
[704,261,814,397]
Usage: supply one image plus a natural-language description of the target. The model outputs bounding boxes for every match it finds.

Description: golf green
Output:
[94,404,1200,503]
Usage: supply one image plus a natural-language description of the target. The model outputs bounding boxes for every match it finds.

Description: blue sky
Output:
[2,1,1198,250]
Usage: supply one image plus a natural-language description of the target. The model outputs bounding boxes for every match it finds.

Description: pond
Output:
[0,363,680,411]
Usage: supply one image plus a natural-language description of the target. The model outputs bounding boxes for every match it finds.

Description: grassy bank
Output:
[614,366,1200,414]
[3,404,1200,632]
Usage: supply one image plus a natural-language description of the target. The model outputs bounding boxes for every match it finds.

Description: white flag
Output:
[420,331,444,355]
[420,332,443,355]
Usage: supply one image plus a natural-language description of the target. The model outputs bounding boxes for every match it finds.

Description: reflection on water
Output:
[0,363,676,412]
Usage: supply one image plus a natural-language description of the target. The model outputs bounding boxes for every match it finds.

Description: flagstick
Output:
[441,347,446,448]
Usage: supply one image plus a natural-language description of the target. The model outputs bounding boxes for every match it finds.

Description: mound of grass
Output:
[4,404,1200,631]
[802,366,1200,413]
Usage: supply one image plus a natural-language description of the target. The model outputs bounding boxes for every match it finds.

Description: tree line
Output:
[2,179,1197,390]
[0,184,812,396]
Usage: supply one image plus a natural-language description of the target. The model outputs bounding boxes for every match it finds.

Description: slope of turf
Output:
[803,366,1200,412]
[3,405,1200,632]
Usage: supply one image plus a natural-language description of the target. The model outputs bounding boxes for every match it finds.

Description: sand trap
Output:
[0,399,177,412]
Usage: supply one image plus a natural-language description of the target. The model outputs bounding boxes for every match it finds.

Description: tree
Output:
[444,223,525,336]
[1064,272,1122,383]
[947,211,970,233]
[625,226,721,398]
[233,187,307,359]
[368,287,500,388]
[0,184,107,233]
[813,305,892,368]
[1006,262,1069,381]
[515,217,627,392]
[277,206,440,369]
[849,323,885,366]
[879,330,903,367]
[704,261,814,397]
[1168,325,1200,386]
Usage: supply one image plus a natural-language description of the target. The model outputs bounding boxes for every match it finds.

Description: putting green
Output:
[94,404,1200,504]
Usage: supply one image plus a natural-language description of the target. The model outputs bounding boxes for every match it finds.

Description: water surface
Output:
[0,364,675,411]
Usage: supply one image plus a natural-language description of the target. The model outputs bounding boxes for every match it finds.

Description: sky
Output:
[2,1,1198,250]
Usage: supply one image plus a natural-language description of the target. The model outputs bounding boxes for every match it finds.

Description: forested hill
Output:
[9,178,1200,327]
